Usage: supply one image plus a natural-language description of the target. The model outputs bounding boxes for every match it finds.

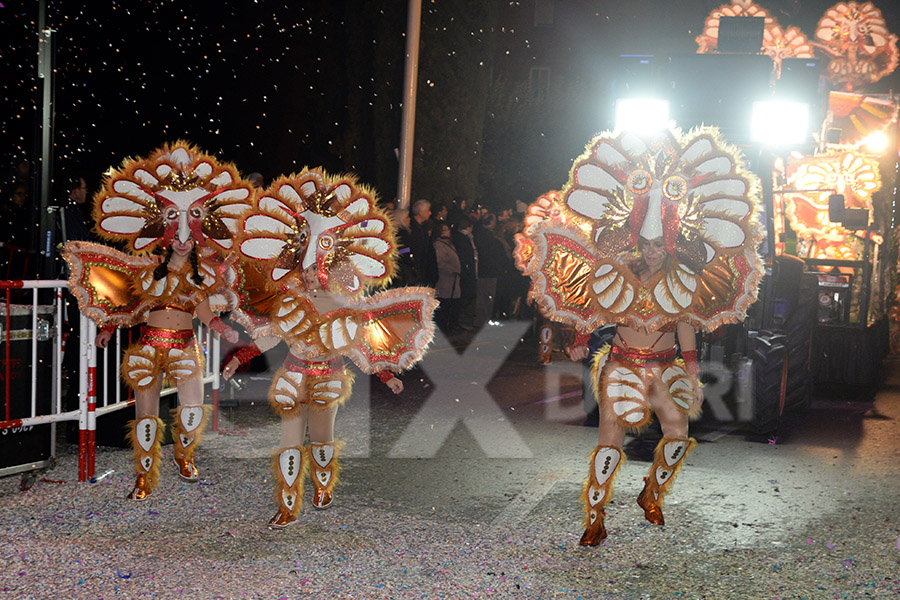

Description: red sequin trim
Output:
[140,327,195,350]
[284,354,342,377]
[234,343,262,365]
[610,344,677,366]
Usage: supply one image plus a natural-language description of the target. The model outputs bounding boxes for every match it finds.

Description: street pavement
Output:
[2,320,898,598]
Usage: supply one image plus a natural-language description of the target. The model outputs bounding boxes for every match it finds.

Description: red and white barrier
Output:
[1,279,222,482]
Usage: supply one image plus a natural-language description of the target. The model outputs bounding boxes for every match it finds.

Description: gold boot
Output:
[268,447,307,529]
[171,405,210,481]
[579,446,623,546]
[637,437,697,526]
[125,416,164,500]
[308,441,341,510]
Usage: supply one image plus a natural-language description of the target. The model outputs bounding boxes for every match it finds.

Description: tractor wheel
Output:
[750,330,788,438]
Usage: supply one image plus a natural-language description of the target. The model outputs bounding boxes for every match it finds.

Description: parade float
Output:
[606,0,899,436]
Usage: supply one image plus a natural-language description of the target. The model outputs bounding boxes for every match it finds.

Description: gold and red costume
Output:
[515,126,764,544]
[62,142,254,499]
[237,169,437,527]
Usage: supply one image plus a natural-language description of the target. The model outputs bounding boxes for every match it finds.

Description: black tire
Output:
[750,330,788,438]
[782,272,817,411]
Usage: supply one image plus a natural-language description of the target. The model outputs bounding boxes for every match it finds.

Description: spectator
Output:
[446,196,468,227]
[451,216,478,328]
[58,174,92,244]
[247,172,265,189]
[473,212,511,327]
[409,199,438,286]
[433,223,462,333]
[1,182,30,248]
[432,202,448,229]
[390,207,416,287]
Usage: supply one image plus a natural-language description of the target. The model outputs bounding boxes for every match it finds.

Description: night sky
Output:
[1,1,408,197]
[2,0,899,224]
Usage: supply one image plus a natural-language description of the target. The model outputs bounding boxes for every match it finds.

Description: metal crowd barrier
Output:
[0,279,222,483]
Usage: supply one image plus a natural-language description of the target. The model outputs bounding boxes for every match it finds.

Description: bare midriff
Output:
[146,308,194,330]
[614,326,676,353]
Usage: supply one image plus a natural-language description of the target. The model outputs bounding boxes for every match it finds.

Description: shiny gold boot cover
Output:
[125,416,164,500]
[308,441,342,510]
[637,437,697,526]
[579,445,623,546]
[269,447,307,529]
[170,405,210,481]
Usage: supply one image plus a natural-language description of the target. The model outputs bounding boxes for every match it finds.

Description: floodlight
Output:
[750,101,809,146]
[614,98,670,134]
[862,131,888,154]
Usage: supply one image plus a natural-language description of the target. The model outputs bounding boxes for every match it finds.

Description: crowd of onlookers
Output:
[385,197,532,335]
[1,158,533,334]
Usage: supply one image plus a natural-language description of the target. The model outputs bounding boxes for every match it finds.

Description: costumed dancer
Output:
[62,143,253,500]
[514,126,764,545]
[225,169,437,528]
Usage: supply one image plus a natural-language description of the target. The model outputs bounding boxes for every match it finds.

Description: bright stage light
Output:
[862,131,889,154]
[614,98,670,134]
[750,101,809,146]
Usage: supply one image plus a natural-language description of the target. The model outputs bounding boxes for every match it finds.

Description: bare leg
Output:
[175,374,204,407]
[307,404,338,444]
[134,379,162,418]
[648,379,689,439]
[280,409,308,447]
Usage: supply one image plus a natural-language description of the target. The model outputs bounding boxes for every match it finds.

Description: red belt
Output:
[284,354,343,377]
[609,344,677,366]
[139,326,195,349]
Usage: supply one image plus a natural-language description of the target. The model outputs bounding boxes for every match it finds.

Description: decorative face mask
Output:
[239,169,395,294]
[92,142,253,255]
[565,127,756,270]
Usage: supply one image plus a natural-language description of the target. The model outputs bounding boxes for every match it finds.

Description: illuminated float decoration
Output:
[781,151,881,261]
[695,1,814,77]
[825,91,899,147]
[813,1,899,90]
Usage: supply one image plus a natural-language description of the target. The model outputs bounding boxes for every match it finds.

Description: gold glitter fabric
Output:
[63,241,234,327]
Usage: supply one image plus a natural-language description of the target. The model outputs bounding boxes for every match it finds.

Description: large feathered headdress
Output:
[91,142,253,255]
[238,169,396,295]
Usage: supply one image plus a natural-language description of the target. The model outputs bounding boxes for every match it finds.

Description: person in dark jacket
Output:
[451,216,478,328]
[433,223,462,332]
[409,199,438,286]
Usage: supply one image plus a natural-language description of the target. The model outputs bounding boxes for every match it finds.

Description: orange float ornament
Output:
[814,1,899,90]
[695,1,814,77]
[826,91,899,147]
[783,151,881,243]
[695,0,776,54]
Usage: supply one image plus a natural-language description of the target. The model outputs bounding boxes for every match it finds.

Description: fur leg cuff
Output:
[125,416,165,493]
